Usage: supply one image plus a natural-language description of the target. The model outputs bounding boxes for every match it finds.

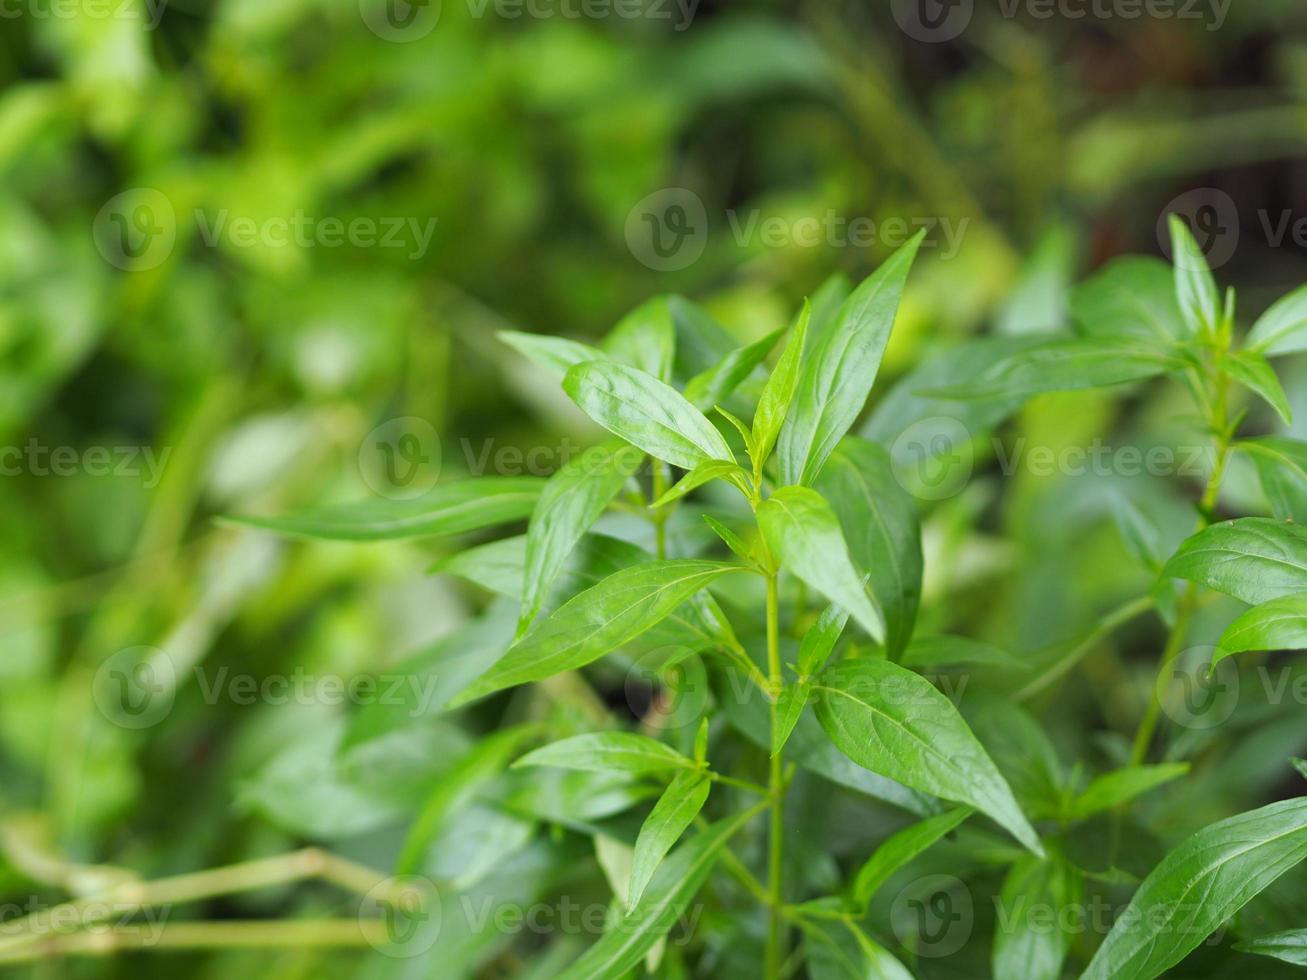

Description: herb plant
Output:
[225,216,1307,979]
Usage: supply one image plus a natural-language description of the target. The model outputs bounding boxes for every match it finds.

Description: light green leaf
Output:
[817,438,922,657]
[813,659,1042,854]
[1235,929,1307,966]
[756,486,884,642]
[451,560,744,704]
[850,806,973,907]
[1239,437,1307,523]
[514,732,694,774]
[1168,213,1222,337]
[521,442,643,631]
[499,330,608,377]
[1225,350,1292,424]
[1162,517,1307,605]
[751,301,809,466]
[684,326,784,410]
[1082,797,1307,980]
[226,477,544,541]
[628,770,710,905]
[805,272,853,349]
[1246,283,1307,356]
[1068,763,1189,821]
[797,603,850,677]
[651,458,748,507]
[1071,255,1189,344]
[778,233,924,485]
[772,680,810,759]
[564,361,733,471]
[992,854,1082,980]
[603,296,676,381]
[927,336,1183,400]
[556,809,758,980]
[702,514,753,564]
[431,536,528,596]
[1217,594,1307,662]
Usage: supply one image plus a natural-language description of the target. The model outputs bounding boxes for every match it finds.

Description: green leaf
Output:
[451,559,744,704]
[1225,349,1292,424]
[521,442,643,631]
[797,602,850,677]
[1162,517,1307,605]
[564,361,734,471]
[514,732,694,774]
[1168,213,1222,337]
[751,301,809,466]
[816,438,922,657]
[1216,594,1307,662]
[1071,255,1189,344]
[901,635,1021,671]
[777,233,924,485]
[850,806,973,907]
[926,336,1182,400]
[992,854,1082,980]
[1235,929,1307,966]
[1239,437,1307,522]
[804,919,915,980]
[1082,797,1307,980]
[756,486,884,642]
[499,330,609,377]
[651,458,748,507]
[602,296,675,381]
[684,326,784,410]
[813,659,1042,854]
[702,514,753,564]
[1246,283,1307,356]
[628,770,710,905]
[226,477,544,541]
[772,681,810,759]
[1067,763,1189,821]
[805,272,853,348]
[432,536,528,596]
[556,808,758,980]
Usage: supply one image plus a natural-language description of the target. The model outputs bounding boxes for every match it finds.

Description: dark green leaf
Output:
[1162,517,1307,604]
[850,806,973,907]
[628,770,711,905]
[992,854,1082,980]
[1068,763,1189,821]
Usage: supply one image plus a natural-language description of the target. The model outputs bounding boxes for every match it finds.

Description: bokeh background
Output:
[4,0,1307,976]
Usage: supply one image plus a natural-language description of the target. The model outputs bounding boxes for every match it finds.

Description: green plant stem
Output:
[651,461,670,559]
[765,571,785,980]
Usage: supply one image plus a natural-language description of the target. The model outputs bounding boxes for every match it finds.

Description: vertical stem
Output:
[651,461,669,560]
[764,572,785,979]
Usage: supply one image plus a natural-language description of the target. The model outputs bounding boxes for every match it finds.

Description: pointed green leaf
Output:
[564,361,733,471]
[1162,517,1307,605]
[756,486,884,642]
[514,732,694,774]
[1235,929,1307,966]
[603,296,675,381]
[226,477,544,541]
[1083,797,1307,980]
[1169,213,1221,338]
[1217,593,1307,662]
[628,770,710,905]
[772,681,810,758]
[850,806,973,907]
[1068,763,1189,821]
[751,301,809,465]
[993,854,1082,980]
[817,438,922,657]
[1239,437,1307,523]
[452,559,744,704]
[1071,256,1189,344]
[651,459,747,507]
[797,603,849,677]
[521,442,644,631]
[1225,350,1292,424]
[813,659,1042,854]
[701,514,753,564]
[778,233,924,485]
[1247,283,1307,356]
[499,330,609,376]
[556,809,757,980]
[684,326,784,410]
